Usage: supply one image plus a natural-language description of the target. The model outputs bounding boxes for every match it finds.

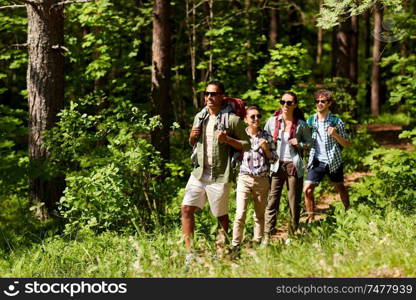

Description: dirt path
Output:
[269,123,412,242]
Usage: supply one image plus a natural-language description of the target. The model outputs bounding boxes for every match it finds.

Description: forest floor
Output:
[269,123,413,242]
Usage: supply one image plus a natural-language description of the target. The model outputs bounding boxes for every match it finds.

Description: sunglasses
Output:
[204,91,222,97]
[280,100,294,106]
[249,114,262,120]
[315,99,328,104]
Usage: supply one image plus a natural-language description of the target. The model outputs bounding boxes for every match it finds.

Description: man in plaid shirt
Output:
[304,89,350,221]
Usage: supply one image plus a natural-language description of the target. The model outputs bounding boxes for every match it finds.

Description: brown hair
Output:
[315,89,333,102]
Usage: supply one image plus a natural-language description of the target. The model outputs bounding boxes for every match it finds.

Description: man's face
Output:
[204,84,223,109]
[315,95,331,113]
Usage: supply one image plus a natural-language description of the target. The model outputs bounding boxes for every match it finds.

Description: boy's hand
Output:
[259,138,269,151]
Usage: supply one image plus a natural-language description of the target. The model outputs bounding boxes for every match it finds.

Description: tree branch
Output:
[50,0,93,9]
[0,5,26,10]
[11,43,28,48]
[52,44,69,52]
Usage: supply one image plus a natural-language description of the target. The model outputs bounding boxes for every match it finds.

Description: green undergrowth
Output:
[1,202,415,277]
[368,113,412,126]
[1,145,414,277]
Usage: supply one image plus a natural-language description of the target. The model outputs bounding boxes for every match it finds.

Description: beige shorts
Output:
[182,174,230,217]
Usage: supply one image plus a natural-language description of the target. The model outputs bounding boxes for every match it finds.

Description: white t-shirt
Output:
[315,120,329,164]
[203,115,216,176]
[280,132,292,162]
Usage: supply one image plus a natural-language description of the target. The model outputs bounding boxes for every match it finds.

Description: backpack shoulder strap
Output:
[273,116,281,142]
[307,116,314,128]
[330,115,340,127]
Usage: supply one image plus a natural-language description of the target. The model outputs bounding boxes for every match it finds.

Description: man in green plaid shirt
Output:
[304,89,350,221]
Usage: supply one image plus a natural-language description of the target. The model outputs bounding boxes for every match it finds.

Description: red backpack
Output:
[223,97,246,119]
[204,96,246,119]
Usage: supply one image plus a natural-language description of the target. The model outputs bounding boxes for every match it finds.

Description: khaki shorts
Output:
[182,174,230,217]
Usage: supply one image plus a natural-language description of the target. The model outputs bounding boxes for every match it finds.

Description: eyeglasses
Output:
[249,114,262,120]
[280,100,294,106]
[315,99,328,104]
[204,91,222,97]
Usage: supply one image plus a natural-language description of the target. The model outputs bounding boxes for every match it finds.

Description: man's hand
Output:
[190,126,201,139]
[216,130,228,143]
[328,126,350,148]
[328,126,337,137]
[189,126,201,145]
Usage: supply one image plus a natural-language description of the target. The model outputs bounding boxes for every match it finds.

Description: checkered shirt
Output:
[307,113,349,173]
[239,129,277,176]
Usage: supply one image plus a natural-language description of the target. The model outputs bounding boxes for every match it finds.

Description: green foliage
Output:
[0,7,27,100]
[369,113,412,126]
[3,205,416,277]
[399,128,416,146]
[318,0,404,29]
[381,54,416,117]
[343,127,378,173]
[351,147,416,211]
[0,105,28,196]
[65,0,153,100]
[243,43,311,112]
[197,6,267,96]
[45,92,180,234]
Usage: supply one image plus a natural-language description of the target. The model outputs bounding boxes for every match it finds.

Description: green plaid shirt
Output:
[307,113,349,173]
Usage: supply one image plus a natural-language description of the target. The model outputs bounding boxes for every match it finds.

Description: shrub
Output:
[351,147,416,211]
[46,92,181,234]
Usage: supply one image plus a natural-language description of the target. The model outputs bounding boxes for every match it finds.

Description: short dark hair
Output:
[315,89,332,102]
[282,91,298,103]
[207,80,225,94]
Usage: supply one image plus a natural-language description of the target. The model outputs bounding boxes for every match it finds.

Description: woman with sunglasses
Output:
[263,92,312,239]
[231,106,277,253]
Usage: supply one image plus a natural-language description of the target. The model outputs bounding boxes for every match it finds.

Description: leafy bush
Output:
[343,127,378,173]
[242,43,311,112]
[381,54,416,117]
[368,113,412,126]
[351,147,416,211]
[46,92,182,234]
[0,105,28,197]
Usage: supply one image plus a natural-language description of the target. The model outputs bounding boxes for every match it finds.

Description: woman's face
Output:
[280,93,297,115]
[245,108,262,129]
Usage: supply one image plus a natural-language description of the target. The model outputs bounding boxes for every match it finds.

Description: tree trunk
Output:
[268,6,279,49]
[364,10,371,110]
[151,0,172,161]
[27,0,65,219]
[336,18,351,78]
[186,0,198,108]
[244,0,254,82]
[288,5,302,45]
[350,15,358,85]
[316,0,323,64]
[331,27,337,77]
[371,3,383,116]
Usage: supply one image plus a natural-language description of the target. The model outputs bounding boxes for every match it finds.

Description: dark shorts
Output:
[305,159,344,185]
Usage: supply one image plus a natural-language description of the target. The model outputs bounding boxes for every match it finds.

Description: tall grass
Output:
[2,203,415,277]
